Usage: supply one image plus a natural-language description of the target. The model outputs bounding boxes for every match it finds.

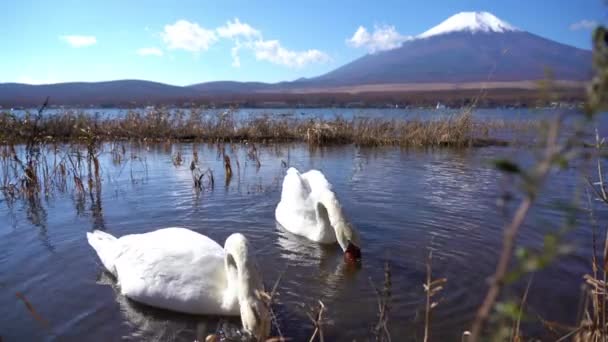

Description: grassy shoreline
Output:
[0,108,535,147]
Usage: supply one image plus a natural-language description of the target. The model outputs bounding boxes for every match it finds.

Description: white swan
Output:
[275,167,361,262]
[86,227,270,340]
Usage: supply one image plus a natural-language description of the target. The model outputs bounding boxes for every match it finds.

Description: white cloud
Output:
[569,19,598,31]
[161,20,218,52]
[217,18,260,39]
[157,18,328,67]
[252,39,329,67]
[231,41,242,67]
[60,35,97,48]
[137,47,163,56]
[347,25,411,53]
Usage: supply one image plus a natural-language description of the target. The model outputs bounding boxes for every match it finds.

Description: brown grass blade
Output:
[15,292,49,329]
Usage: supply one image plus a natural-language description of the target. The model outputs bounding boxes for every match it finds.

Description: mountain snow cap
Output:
[417,11,519,39]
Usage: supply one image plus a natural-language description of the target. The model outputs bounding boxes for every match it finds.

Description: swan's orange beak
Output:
[344,242,362,263]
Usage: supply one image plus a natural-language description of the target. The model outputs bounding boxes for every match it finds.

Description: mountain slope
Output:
[0,80,200,106]
[302,12,591,87]
[303,29,592,86]
[187,81,274,93]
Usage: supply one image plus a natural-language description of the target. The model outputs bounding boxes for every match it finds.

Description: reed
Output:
[224,155,233,183]
[572,128,608,342]
[305,300,326,342]
[0,108,528,148]
[172,151,183,166]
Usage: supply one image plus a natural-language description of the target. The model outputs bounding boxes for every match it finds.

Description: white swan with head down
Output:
[275,167,362,262]
[86,228,270,340]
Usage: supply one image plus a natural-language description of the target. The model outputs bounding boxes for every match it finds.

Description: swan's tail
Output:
[86,230,119,276]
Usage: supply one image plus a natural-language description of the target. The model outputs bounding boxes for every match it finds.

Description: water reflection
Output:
[97,272,246,342]
[23,193,53,252]
[275,223,359,301]
[89,188,105,231]
[275,223,339,267]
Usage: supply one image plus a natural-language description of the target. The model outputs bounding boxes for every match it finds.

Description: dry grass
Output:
[573,129,608,342]
[0,108,529,147]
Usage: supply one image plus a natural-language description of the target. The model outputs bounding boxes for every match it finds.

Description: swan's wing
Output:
[112,227,234,315]
[311,202,340,243]
[279,167,311,204]
[301,169,332,194]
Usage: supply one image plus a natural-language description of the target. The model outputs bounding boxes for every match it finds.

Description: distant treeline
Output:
[1,87,585,109]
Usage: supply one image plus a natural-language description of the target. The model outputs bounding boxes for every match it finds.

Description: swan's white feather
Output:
[86,230,119,276]
[87,227,239,316]
[276,167,353,245]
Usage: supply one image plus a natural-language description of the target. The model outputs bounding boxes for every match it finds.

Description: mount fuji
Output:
[0,12,593,107]
[299,11,592,87]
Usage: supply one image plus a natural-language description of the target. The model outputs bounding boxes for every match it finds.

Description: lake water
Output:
[0,109,607,341]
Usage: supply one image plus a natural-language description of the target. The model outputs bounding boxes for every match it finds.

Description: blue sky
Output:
[2,0,606,85]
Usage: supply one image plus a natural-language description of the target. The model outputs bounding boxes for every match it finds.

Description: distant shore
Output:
[0,83,586,109]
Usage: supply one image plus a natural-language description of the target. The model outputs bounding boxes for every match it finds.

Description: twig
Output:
[512,274,534,341]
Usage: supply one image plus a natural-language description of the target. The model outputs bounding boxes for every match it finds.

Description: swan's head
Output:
[344,240,362,263]
[317,191,362,264]
[224,233,271,340]
[334,221,362,264]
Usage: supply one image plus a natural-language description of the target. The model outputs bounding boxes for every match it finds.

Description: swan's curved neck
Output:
[223,233,269,339]
[317,191,353,251]
[223,234,264,303]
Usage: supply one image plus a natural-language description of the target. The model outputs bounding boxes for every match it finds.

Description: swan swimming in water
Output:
[86,228,270,340]
[275,167,362,262]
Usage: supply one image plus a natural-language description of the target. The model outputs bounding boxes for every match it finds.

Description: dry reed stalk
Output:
[370,262,392,342]
[15,292,49,329]
[257,269,289,342]
[190,160,214,190]
[306,300,326,342]
[573,127,608,341]
[224,155,232,182]
[511,275,533,341]
[0,108,521,147]
[172,151,183,166]
[193,149,199,164]
[423,251,446,342]
[248,143,261,169]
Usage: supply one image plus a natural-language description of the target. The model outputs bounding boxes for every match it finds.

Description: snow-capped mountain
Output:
[0,12,593,107]
[417,11,519,38]
[304,11,591,86]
